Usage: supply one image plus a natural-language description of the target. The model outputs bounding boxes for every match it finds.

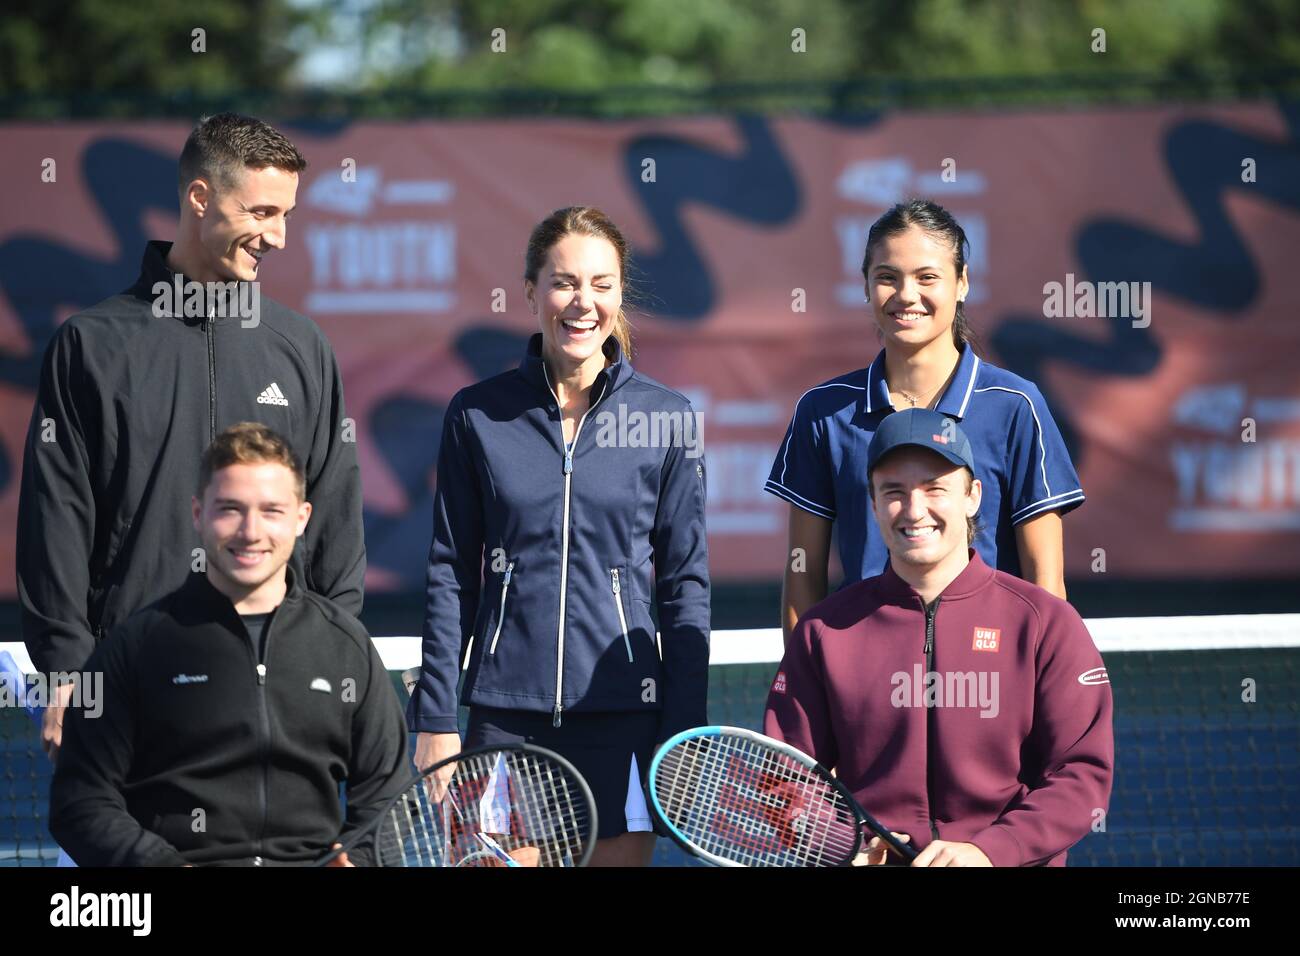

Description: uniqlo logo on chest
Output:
[772,671,788,694]
[972,627,1001,652]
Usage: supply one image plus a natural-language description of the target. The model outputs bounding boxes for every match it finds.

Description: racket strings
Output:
[370,750,592,866]
[655,733,859,866]
[535,761,581,867]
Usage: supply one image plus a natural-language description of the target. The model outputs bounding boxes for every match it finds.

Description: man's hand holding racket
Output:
[856,835,990,866]
[856,831,912,865]
[649,726,918,866]
[324,843,355,867]
[909,840,992,867]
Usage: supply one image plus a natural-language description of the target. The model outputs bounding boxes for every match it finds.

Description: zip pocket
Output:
[610,569,633,663]
[488,562,515,655]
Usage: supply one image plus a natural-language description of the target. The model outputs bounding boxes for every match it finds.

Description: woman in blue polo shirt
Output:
[766,198,1084,638]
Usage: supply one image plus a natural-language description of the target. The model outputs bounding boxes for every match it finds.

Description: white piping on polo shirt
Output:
[954,354,981,417]
[972,385,1053,498]
[1012,489,1086,524]
[864,353,885,414]
[764,479,837,519]
[776,381,865,504]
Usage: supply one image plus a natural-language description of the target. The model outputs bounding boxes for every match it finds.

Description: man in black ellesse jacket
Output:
[17,113,364,761]
[50,425,407,866]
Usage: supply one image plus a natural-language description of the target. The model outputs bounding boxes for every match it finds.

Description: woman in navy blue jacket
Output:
[408,207,711,866]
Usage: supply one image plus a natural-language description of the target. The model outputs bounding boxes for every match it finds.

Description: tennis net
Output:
[3,614,1297,866]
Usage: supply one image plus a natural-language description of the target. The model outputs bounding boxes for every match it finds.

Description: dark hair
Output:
[198,422,306,501]
[964,468,983,546]
[178,112,307,200]
[524,206,634,357]
[860,197,978,353]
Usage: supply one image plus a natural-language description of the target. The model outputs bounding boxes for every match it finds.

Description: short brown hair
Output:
[178,112,307,199]
[524,206,634,358]
[198,423,306,501]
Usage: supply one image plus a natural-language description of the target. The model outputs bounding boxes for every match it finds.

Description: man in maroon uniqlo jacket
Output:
[764,408,1113,866]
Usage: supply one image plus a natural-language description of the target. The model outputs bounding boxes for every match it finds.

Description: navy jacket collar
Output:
[861,344,982,419]
[517,332,632,399]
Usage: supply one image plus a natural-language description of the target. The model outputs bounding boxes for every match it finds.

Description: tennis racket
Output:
[648,725,918,867]
[317,743,597,867]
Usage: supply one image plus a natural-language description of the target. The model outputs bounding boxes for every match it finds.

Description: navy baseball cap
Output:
[866,408,976,478]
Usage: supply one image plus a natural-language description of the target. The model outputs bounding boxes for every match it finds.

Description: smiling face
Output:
[870,446,981,572]
[192,461,311,610]
[185,164,298,282]
[526,233,622,374]
[864,224,969,352]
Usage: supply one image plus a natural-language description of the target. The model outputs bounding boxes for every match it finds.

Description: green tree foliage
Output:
[1,0,1297,113]
[351,0,859,89]
[0,0,322,96]
[353,0,1293,87]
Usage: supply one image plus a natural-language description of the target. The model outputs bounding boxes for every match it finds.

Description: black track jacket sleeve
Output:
[49,626,188,867]
[301,334,366,617]
[17,323,100,675]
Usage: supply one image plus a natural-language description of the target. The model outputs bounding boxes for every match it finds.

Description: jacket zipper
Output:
[923,597,941,843]
[205,307,217,442]
[242,611,273,866]
[543,366,609,727]
[488,562,515,655]
[611,569,633,663]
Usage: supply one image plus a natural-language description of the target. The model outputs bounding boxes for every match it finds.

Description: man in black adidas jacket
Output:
[17,113,364,760]
[49,424,406,866]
